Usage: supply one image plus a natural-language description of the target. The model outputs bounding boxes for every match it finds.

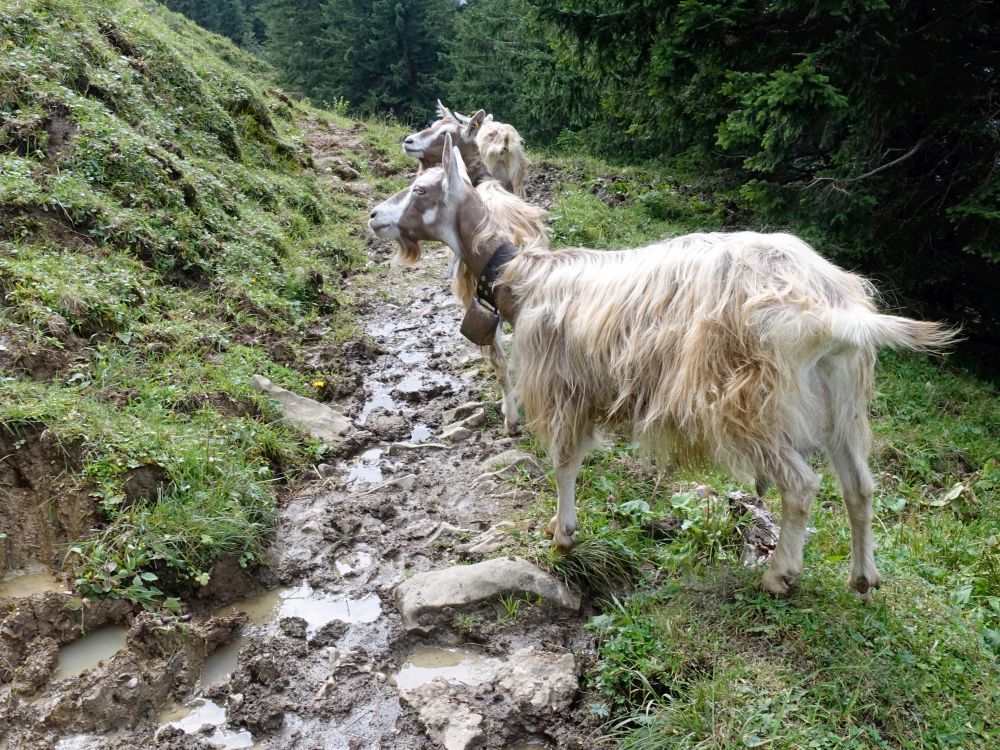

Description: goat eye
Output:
[414,186,425,195]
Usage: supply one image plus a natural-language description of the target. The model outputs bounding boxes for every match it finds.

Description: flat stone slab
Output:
[250,375,351,447]
[478,449,544,479]
[395,557,580,633]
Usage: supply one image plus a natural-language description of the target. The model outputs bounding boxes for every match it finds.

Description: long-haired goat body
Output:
[508,233,946,473]
[505,231,952,596]
[369,140,956,597]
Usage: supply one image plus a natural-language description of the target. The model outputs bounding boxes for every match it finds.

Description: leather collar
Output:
[471,168,493,187]
[474,241,517,314]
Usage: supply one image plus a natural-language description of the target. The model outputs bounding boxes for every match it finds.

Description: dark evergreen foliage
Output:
[165,0,1000,347]
[163,0,252,45]
[528,0,1000,348]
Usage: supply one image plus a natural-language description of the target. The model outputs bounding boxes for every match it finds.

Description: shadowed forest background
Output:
[167,0,1000,366]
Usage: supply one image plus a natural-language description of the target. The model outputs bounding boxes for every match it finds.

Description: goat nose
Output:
[404,136,414,145]
[370,209,377,218]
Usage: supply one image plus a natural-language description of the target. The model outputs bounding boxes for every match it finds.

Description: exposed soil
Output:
[0,123,600,750]
[0,426,95,577]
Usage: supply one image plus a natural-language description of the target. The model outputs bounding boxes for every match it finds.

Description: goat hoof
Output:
[553,533,577,554]
[761,568,793,597]
[544,517,556,539]
[850,568,881,597]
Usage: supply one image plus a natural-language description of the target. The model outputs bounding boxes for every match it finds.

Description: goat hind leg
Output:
[761,451,819,596]
[545,427,595,553]
[829,443,880,601]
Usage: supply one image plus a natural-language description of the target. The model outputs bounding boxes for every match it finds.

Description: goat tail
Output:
[825,309,961,353]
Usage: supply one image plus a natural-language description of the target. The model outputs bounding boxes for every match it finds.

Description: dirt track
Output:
[0,122,598,750]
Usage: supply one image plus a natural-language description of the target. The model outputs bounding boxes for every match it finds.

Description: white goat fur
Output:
[371,141,956,597]
[475,116,527,198]
[502,230,953,594]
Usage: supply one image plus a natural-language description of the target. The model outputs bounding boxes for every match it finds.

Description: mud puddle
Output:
[392,647,501,690]
[158,698,255,748]
[0,563,68,597]
[52,625,128,681]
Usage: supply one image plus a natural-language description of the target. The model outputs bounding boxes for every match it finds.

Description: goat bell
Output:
[460,298,500,346]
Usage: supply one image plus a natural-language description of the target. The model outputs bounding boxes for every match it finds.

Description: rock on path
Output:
[249,374,353,448]
[395,557,581,634]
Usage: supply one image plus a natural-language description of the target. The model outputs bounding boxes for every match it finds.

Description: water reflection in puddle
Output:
[0,564,68,597]
[335,549,374,577]
[159,698,254,749]
[345,447,383,484]
[199,637,247,690]
[53,625,128,681]
[54,735,100,750]
[395,373,423,394]
[221,583,382,633]
[507,741,550,750]
[410,424,431,442]
[393,647,501,691]
[358,386,398,424]
[399,350,428,365]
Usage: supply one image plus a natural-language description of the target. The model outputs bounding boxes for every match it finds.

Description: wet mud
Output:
[0,123,599,749]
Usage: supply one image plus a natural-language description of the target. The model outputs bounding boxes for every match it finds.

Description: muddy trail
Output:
[0,121,598,750]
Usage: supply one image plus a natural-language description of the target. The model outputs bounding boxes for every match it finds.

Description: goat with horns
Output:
[369,133,957,599]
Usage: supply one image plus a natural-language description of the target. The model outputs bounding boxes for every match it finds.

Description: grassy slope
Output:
[0,0,406,606]
[504,153,1000,748]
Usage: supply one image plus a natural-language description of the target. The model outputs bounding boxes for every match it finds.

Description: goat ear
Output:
[452,110,471,125]
[441,132,455,187]
[436,99,450,119]
[442,133,467,193]
[463,109,487,139]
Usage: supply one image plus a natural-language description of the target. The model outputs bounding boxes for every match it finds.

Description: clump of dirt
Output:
[0,319,86,380]
[0,592,132,684]
[121,463,169,507]
[523,160,576,209]
[44,106,77,164]
[0,426,94,577]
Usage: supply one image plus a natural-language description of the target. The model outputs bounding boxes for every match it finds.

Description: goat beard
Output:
[395,236,422,267]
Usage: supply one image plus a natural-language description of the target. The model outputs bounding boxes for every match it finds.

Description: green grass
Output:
[499,159,1000,747]
[0,0,377,605]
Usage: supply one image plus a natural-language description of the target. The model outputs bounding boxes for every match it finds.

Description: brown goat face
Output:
[402,105,487,169]
[371,134,472,265]
[402,117,460,166]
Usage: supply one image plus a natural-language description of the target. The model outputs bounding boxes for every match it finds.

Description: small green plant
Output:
[498,594,522,621]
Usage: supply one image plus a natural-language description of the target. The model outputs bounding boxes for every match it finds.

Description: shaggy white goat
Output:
[457,112,527,198]
[401,103,547,433]
[369,135,956,598]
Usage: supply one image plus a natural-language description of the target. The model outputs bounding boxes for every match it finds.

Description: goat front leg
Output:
[482,327,518,435]
[544,428,595,553]
[761,451,820,596]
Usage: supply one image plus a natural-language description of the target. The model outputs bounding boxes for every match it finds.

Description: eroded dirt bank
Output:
[0,121,599,750]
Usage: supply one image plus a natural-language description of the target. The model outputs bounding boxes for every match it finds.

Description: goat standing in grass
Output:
[402,103,546,434]
[370,134,957,598]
